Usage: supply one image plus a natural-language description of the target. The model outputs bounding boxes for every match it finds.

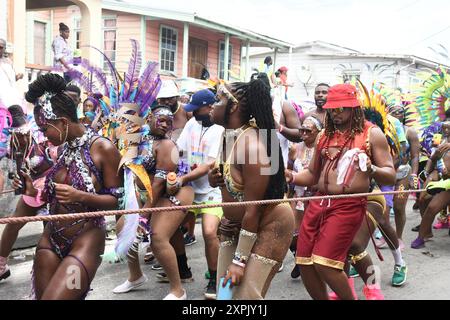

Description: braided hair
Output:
[7,105,26,128]
[25,73,78,122]
[227,79,286,200]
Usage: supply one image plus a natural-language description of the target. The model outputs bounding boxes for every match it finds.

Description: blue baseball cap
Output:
[183,89,215,112]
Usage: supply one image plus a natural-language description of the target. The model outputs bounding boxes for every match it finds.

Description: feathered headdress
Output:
[356,80,401,156]
[408,67,450,133]
[90,39,161,261]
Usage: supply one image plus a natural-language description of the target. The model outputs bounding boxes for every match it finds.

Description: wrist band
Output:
[232,260,246,268]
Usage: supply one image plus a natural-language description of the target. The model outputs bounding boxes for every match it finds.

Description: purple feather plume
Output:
[85,45,120,94]
[79,58,110,97]
[134,62,161,114]
[124,39,142,100]
[66,69,98,93]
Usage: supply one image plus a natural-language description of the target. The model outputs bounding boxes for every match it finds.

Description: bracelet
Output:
[232,259,246,268]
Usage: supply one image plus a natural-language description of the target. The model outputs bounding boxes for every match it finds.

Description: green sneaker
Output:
[392,264,407,286]
[349,265,360,278]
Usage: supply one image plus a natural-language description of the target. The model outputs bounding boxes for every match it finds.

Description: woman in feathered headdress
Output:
[92,39,194,300]
[18,73,124,300]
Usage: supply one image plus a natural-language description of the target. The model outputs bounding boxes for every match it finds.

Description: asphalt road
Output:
[0,200,449,300]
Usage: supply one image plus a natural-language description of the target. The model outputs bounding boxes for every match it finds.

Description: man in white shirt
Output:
[0,39,23,108]
[52,23,73,83]
[176,89,225,300]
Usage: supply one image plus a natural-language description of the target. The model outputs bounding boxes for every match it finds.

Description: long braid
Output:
[230,79,286,200]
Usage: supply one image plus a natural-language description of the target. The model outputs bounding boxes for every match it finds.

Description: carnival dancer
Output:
[411,120,450,248]
[287,115,322,279]
[286,84,395,300]
[0,105,56,282]
[208,79,294,299]
[18,73,123,299]
[388,103,420,243]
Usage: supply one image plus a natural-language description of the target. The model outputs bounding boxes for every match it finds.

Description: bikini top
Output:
[44,128,123,215]
[221,125,255,202]
[140,135,172,180]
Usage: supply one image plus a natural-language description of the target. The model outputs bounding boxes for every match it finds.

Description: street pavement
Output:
[0,200,449,300]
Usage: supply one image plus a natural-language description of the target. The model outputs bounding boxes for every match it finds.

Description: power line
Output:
[404,24,450,49]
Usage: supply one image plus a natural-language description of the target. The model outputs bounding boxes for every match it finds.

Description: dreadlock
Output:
[25,73,78,123]
[324,107,365,138]
[228,79,286,200]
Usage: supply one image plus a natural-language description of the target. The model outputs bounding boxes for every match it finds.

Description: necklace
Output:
[324,133,353,161]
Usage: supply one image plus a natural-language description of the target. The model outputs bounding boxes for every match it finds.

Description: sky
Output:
[125,0,450,63]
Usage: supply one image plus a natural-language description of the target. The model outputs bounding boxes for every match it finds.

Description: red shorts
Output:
[296,194,367,270]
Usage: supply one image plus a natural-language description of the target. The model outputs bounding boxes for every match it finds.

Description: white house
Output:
[247,40,450,104]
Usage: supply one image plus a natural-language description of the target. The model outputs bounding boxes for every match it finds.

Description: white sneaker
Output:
[112,275,148,294]
[163,289,187,300]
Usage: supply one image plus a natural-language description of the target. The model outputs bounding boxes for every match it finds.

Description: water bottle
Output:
[166,172,178,196]
[217,277,233,300]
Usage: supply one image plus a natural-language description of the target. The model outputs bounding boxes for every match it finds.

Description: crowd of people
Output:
[0,32,449,301]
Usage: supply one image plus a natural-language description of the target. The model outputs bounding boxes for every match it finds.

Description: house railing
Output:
[25,64,52,84]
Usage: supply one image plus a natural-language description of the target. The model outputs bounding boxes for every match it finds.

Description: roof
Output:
[249,40,360,56]
[308,52,450,69]
[102,0,293,49]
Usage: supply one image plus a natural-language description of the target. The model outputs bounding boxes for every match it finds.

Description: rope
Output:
[0,188,425,225]
[0,189,14,195]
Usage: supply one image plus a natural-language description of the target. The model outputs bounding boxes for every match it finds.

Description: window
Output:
[160,26,177,72]
[73,17,82,50]
[218,41,232,80]
[33,21,46,65]
[342,69,361,83]
[102,17,117,70]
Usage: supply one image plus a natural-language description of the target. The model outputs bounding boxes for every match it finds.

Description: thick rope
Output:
[0,188,425,225]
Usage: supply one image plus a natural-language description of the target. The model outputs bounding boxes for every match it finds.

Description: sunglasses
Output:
[300,128,312,134]
[328,107,345,114]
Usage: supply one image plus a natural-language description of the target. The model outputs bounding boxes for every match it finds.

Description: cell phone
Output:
[217,277,233,300]
[218,163,224,176]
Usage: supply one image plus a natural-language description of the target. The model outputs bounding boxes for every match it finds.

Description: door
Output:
[34,21,46,65]
[188,37,208,79]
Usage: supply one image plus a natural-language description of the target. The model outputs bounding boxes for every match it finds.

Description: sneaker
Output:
[348,265,359,278]
[392,264,407,286]
[184,234,197,246]
[151,262,163,271]
[163,289,187,300]
[329,277,358,300]
[0,265,10,282]
[290,264,301,279]
[144,252,155,265]
[112,275,148,294]
[277,263,284,273]
[156,268,194,283]
[205,270,211,279]
[433,221,449,229]
[363,285,385,300]
[410,237,425,249]
[204,278,217,300]
[411,225,420,232]
[374,236,387,249]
